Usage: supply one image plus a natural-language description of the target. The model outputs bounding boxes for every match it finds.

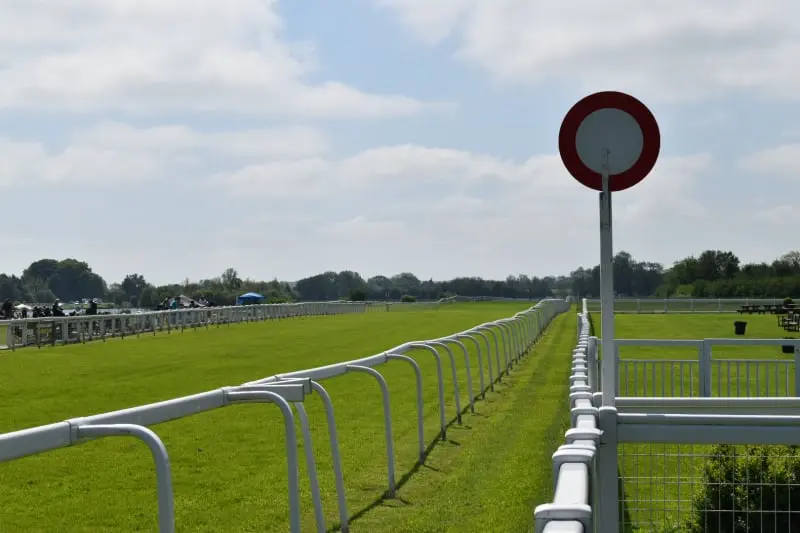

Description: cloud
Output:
[214,145,570,199]
[376,0,800,103]
[206,141,714,279]
[0,0,444,118]
[0,122,329,186]
[738,143,800,179]
[0,136,163,186]
[71,122,329,159]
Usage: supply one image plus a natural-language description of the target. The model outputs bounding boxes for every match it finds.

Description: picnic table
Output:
[738,304,769,314]
[780,309,800,331]
[739,303,792,315]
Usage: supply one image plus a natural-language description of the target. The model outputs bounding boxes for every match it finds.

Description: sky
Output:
[3,0,800,286]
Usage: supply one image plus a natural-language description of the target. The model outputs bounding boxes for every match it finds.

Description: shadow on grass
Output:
[328,329,575,533]
[326,374,519,533]
[619,469,635,533]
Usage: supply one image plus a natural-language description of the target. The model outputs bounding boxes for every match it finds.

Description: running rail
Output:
[534,299,601,533]
[0,299,570,533]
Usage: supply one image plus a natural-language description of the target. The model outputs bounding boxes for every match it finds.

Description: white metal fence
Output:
[614,338,800,398]
[0,298,570,533]
[585,298,789,314]
[2,299,453,350]
[536,298,800,532]
[534,298,599,533]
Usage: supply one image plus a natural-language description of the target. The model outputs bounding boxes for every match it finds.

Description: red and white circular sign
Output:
[558,91,660,192]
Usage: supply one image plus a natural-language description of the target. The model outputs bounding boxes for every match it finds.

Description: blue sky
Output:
[2,0,800,285]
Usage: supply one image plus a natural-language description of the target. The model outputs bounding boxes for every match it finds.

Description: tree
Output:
[22,259,60,284]
[221,268,242,290]
[121,274,149,301]
[349,288,366,301]
[46,259,105,301]
[139,286,155,308]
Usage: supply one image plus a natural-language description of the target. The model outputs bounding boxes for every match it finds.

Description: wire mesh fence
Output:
[618,443,800,533]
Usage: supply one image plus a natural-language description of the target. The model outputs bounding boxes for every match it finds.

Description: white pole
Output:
[597,152,620,533]
[599,153,616,407]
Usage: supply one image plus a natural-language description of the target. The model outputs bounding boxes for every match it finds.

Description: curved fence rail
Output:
[534,299,600,533]
[0,298,570,533]
[3,299,453,350]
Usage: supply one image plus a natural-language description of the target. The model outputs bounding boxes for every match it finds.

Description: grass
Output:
[598,312,800,532]
[600,313,800,397]
[0,302,574,533]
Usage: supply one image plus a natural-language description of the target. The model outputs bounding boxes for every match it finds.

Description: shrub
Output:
[784,296,794,307]
[400,294,416,303]
[658,445,800,533]
[349,289,366,301]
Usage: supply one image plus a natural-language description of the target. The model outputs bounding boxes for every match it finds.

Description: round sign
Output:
[558,91,660,192]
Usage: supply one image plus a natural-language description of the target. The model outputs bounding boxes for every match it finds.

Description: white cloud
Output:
[204,142,714,279]
[0,0,443,118]
[0,122,328,185]
[0,136,163,185]
[377,0,800,103]
[738,143,800,179]
[71,122,329,159]
[322,216,407,241]
[215,145,570,199]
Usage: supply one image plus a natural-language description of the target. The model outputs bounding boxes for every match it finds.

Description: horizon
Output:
[3,2,800,285]
[4,245,796,286]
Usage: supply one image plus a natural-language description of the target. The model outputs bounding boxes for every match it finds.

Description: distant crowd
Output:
[0,298,99,319]
[155,296,216,310]
[0,295,222,321]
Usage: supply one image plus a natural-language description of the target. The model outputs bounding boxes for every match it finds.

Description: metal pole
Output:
[600,159,616,407]
[598,155,620,532]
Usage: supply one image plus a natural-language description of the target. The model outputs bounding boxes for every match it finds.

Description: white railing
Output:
[0,299,570,533]
[615,338,800,397]
[453,296,541,302]
[585,297,790,314]
[4,301,423,349]
[535,298,800,532]
[534,299,600,533]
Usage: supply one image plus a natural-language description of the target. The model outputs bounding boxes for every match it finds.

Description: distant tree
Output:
[121,273,149,301]
[349,289,366,301]
[139,287,155,308]
[221,268,242,290]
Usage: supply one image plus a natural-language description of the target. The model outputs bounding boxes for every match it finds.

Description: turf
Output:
[0,302,573,532]
[595,312,800,532]
[592,313,800,397]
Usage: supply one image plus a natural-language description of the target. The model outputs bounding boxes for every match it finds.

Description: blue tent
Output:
[237,292,265,305]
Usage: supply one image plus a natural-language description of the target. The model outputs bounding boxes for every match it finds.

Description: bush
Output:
[400,294,416,303]
[349,289,366,301]
[784,296,794,307]
[660,445,800,533]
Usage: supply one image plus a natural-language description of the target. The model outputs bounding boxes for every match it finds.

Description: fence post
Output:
[794,349,800,397]
[587,336,598,391]
[614,342,621,396]
[700,340,712,397]
[596,406,619,532]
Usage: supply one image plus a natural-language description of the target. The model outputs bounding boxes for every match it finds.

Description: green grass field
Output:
[602,313,800,532]
[0,302,575,533]
[602,313,800,397]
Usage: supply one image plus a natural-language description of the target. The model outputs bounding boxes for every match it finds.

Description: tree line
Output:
[1,249,799,307]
